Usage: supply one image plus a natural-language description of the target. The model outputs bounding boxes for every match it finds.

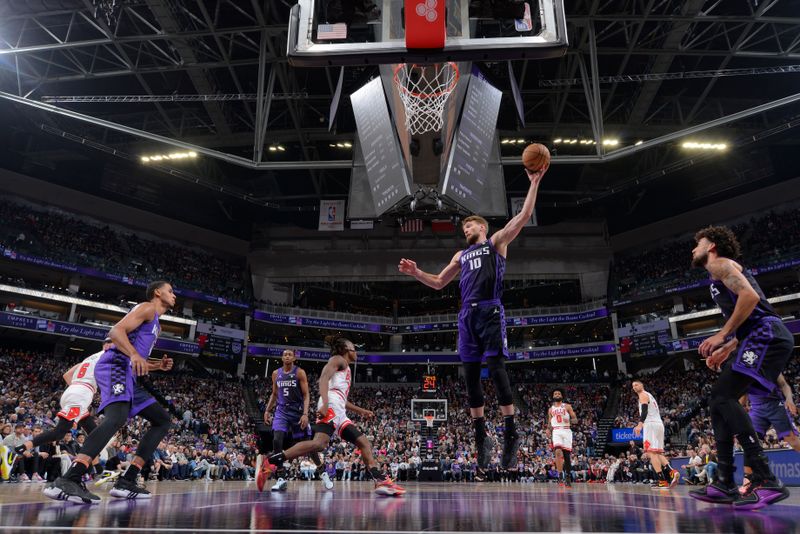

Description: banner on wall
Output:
[319,200,345,231]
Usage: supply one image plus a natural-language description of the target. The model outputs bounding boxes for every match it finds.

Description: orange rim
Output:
[393,62,460,99]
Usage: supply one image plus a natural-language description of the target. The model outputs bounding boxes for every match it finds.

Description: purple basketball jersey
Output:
[275,366,303,417]
[709,268,779,338]
[95,305,160,417]
[459,239,505,305]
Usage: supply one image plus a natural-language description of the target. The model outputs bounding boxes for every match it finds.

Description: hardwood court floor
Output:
[0,479,798,533]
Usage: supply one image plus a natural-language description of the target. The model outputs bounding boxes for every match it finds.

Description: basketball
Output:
[522,143,551,172]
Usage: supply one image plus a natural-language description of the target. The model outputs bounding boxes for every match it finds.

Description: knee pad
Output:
[340,424,364,445]
[487,356,513,406]
[146,405,172,429]
[466,381,485,409]
[463,362,485,408]
[101,403,131,428]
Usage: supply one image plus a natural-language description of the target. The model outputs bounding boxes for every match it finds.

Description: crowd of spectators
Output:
[612,205,800,300]
[3,342,798,489]
[0,198,248,302]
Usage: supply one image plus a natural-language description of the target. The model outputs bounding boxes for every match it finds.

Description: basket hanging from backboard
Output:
[423,414,435,428]
[393,62,459,135]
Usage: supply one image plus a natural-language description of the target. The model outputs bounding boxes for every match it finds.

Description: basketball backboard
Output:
[288,0,567,66]
[411,398,448,421]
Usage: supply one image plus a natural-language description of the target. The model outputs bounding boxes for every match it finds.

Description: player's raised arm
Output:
[398,251,461,291]
[491,166,547,252]
[108,303,156,376]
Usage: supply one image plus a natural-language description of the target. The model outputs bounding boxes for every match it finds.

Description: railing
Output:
[258,298,608,327]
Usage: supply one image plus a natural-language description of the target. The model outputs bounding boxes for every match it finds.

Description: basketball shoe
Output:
[43,477,101,505]
[109,477,152,499]
[256,455,277,492]
[374,477,405,496]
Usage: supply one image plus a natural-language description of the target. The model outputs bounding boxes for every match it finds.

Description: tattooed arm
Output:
[698,258,760,358]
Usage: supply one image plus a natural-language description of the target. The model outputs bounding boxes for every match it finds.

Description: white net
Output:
[393,62,459,135]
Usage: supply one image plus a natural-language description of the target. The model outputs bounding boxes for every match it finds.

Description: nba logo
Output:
[327,205,336,222]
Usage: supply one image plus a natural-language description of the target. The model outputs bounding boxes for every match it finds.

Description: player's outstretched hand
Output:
[398,258,418,276]
[130,354,149,376]
[317,402,329,420]
[359,409,375,419]
[159,356,173,371]
[787,399,798,417]
[633,423,643,437]
[525,164,549,185]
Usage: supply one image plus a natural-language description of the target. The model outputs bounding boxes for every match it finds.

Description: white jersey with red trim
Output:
[638,391,662,424]
[70,351,103,391]
[550,404,571,429]
[328,366,351,402]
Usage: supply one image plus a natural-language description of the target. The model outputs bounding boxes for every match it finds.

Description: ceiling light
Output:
[602,139,619,146]
[635,140,643,146]
[681,141,727,151]
[553,138,562,144]
[140,151,198,163]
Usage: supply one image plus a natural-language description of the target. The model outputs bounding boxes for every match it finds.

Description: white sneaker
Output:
[32,473,45,483]
[20,474,30,482]
[321,471,334,490]
[271,478,288,492]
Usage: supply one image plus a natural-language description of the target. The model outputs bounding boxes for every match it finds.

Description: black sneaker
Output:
[43,477,101,505]
[109,476,152,499]
[477,437,494,469]
[501,433,521,469]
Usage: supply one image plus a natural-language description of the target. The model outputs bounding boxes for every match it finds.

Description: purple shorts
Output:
[273,410,312,440]
[750,399,799,439]
[95,349,156,418]
[457,300,509,363]
[732,318,793,392]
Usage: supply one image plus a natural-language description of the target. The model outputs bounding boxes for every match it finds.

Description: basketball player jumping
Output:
[44,281,175,504]
[631,380,680,488]
[689,226,791,509]
[260,349,332,492]
[548,388,577,487]
[399,165,547,474]
[259,336,405,496]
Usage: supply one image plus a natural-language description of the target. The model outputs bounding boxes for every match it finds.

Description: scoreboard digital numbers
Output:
[422,374,438,393]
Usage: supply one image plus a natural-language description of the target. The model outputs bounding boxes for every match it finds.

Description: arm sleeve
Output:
[639,404,648,423]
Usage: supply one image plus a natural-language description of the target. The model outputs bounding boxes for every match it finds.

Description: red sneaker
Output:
[256,455,277,492]
[374,478,406,496]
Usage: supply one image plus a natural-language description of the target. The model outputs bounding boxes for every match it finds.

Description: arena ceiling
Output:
[0,0,799,238]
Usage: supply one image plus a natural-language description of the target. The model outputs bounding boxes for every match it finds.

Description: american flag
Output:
[317,23,347,40]
[401,219,424,233]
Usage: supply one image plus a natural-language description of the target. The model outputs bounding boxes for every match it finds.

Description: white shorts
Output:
[57,384,94,421]
[643,420,665,453]
[316,391,353,437]
[552,428,573,452]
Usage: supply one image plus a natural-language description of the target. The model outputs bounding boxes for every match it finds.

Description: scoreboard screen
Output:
[201,335,243,360]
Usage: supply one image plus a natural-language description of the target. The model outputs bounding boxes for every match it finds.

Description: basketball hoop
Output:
[394,62,459,135]
[423,414,435,428]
